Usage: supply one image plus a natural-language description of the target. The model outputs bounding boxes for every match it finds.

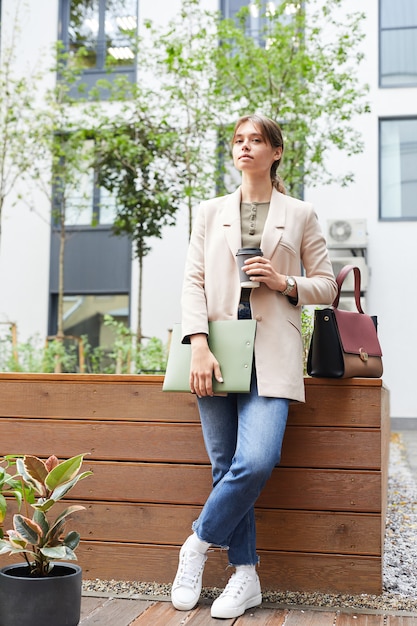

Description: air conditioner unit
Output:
[327,219,367,249]
[330,256,368,291]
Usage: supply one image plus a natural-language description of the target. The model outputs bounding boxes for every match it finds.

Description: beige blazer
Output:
[181,187,337,402]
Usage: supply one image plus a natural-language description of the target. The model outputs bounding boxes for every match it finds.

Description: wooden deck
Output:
[79,596,417,625]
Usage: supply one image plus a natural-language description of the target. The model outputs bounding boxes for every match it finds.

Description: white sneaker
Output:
[210,569,262,619]
[171,536,207,611]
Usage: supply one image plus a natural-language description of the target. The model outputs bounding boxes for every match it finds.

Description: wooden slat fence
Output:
[0,374,389,595]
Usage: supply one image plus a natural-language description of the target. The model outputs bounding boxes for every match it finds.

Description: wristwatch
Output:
[281,276,296,296]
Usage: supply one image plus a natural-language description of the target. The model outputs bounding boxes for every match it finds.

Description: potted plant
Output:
[0,453,92,626]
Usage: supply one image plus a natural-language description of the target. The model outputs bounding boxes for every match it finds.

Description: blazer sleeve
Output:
[295,207,338,306]
[180,202,210,343]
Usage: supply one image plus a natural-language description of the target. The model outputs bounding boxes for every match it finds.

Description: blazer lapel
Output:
[222,187,242,256]
[261,188,286,259]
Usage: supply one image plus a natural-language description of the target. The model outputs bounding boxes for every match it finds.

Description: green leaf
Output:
[40,546,67,559]
[0,494,7,524]
[64,531,80,551]
[50,471,92,502]
[13,515,42,545]
[45,454,87,491]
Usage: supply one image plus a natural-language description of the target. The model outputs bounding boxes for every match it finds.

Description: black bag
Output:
[307,265,383,378]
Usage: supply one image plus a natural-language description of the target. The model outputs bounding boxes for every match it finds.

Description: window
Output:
[63,294,129,348]
[60,0,138,89]
[221,0,283,43]
[380,0,417,87]
[379,118,417,220]
[59,139,118,226]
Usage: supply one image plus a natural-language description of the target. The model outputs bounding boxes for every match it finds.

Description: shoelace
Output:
[176,549,206,589]
[220,571,253,598]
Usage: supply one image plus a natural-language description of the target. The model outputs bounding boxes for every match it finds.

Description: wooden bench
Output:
[0,373,389,594]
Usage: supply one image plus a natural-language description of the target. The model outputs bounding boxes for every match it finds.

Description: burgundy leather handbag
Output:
[307,265,383,378]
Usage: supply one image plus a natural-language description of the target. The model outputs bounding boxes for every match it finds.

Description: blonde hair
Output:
[232,114,286,194]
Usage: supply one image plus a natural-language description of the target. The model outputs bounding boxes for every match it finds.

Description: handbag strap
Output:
[332,264,364,313]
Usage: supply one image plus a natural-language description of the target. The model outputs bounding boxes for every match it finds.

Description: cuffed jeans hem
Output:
[192,521,229,551]
[228,556,260,568]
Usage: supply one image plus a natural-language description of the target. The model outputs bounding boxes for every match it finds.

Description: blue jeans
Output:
[193,368,289,566]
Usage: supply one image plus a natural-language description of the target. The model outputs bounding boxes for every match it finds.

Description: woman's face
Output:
[232,120,282,177]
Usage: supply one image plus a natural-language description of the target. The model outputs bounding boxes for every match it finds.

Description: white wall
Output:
[0,0,58,340]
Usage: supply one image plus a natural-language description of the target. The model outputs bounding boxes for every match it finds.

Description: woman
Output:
[171,114,337,619]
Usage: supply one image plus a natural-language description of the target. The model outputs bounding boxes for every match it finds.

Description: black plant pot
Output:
[0,563,82,626]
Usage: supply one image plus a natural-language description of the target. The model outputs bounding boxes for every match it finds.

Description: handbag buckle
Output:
[359,348,368,362]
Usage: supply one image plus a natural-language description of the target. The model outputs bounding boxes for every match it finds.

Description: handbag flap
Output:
[334,309,382,357]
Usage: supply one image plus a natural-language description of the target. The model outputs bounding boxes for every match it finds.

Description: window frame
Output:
[379,116,417,221]
[58,0,138,93]
[379,0,417,88]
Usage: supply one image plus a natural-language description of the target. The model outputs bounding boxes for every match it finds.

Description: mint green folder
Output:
[162,320,257,393]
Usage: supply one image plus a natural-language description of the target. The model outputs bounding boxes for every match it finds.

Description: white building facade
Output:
[0,0,416,418]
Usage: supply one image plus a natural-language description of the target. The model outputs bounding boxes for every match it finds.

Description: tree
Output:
[94,86,182,342]
[213,0,370,195]
[145,0,369,205]
[143,0,230,237]
[27,47,97,353]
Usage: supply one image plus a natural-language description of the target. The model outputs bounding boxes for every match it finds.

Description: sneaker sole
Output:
[210,592,262,619]
[171,594,198,611]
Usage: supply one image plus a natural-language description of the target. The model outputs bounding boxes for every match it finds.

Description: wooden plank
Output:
[64,461,383,512]
[336,615,388,625]
[255,508,382,555]
[129,602,232,626]
[80,596,109,619]
[281,427,382,468]
[0,419,383,469]
[63,502,382,556]
[0,374,384,426]
[3,500,381,556]
[79,597,149,625]
[234,607,288,625]
[0,419,209,464]
[0,377,198,422]
[73,543,382,595]
[289,381,384,427]
[284,610,336,625]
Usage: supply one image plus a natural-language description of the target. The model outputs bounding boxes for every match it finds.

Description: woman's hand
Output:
[189,334,223,397]
[243,255,296,295]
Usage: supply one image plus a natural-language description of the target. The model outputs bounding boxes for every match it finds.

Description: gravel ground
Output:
[83,432,417,612]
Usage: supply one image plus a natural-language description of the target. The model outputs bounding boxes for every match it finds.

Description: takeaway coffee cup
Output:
[236,247,263,288]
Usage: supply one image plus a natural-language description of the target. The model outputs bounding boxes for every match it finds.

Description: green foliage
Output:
[91,84,183,340]
[94,111,181,260]
[0,454,92,577]
[144,0,229,235]
[143,0,369,204]
[0,317,168,374]
[212,0,369,195]
[301,307,314,375]
[0,463,33,539]
[136,337,168,374]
